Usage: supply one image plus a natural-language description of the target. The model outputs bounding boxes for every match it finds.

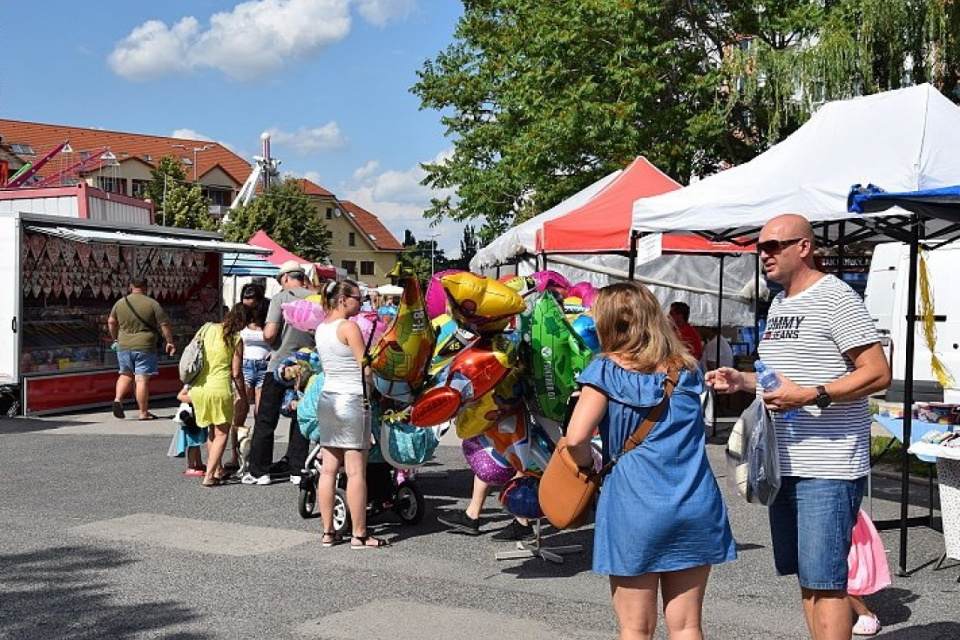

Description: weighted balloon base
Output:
[494,519,583,564]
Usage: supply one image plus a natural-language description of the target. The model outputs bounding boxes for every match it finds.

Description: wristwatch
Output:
[815,385,832,409]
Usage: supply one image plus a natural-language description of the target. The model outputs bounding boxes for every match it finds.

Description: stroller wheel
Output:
[298,486,318,519]
[394,482,425,525]
[332,487,351,536]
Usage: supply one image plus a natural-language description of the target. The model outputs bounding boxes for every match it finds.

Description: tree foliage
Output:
[223,178,332,261]
[413,0,960,232]
[144,156,190,227]
[398,231,451,288]
[163,182,217,231]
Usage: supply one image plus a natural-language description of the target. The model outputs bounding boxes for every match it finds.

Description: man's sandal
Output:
[351,534,390,549]
[321,532,342,548]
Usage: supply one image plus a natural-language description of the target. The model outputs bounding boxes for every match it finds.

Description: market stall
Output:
[0,210,269,414]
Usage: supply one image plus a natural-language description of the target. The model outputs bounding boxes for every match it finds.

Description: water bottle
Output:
[755,360,798,419]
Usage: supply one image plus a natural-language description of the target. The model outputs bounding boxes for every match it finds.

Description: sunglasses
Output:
[344,294,362,301]
[757,237,804,255]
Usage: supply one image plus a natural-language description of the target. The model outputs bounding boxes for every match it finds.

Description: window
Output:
[360,261,375,276]
[341,260,357,274]
[97,176,127,195]
[181,157,193,165]
[348,232,356,246]
[202,187,231,207]
[10,143,35,155]
[142,154,153,162]
[131,179,149,198]
[326,207,333,220]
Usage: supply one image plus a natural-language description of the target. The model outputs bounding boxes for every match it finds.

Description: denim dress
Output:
[580,357,737,576]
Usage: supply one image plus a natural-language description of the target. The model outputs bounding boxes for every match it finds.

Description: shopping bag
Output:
[727,397,781,505]
[848,509,892,596]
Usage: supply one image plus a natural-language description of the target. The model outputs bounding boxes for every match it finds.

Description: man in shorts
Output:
[707,214,890,640]
[108,275,176,420]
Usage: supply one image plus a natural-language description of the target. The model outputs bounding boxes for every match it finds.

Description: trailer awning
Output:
[25,225,270,255]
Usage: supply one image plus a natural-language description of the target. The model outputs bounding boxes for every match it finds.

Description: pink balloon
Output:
[567,281,591,299]
[353,311,386,346]
[425,269,462,320]
[580,285,598,308]
[530,270,570,295]
[281,299,327,332]
[462,435,516,485]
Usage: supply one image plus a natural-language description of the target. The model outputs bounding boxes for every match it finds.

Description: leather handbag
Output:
[539,369,678,530]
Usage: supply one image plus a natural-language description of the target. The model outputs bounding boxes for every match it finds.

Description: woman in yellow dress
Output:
[189,304,248,487]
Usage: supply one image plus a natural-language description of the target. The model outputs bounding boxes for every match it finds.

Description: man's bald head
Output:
[763,214,815,244]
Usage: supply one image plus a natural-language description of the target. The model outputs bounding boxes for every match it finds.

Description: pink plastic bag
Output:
[847,509,892,596]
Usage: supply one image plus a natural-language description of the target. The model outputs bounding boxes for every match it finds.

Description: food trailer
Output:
[0,185,269,414]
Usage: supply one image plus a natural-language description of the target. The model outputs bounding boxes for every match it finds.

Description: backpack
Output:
[179,323,211,384]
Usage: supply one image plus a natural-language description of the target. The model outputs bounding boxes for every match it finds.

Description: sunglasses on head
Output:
[757,237,804,255]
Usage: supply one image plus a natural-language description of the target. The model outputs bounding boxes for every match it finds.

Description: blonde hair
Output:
[592,282,697,373]
[322,279,360,311]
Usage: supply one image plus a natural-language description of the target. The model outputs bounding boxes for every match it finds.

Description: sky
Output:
[0,0,469,254]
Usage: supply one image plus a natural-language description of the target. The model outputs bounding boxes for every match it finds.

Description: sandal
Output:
[201,477,225,488]
[852,614,880,636]
[351,534,390,550]
[321,531,342,548]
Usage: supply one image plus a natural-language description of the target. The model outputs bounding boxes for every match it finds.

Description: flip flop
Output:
[138,413,159,421]
[112,402,125,419]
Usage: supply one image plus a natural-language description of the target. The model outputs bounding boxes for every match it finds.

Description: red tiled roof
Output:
[0,119,251,186]
[339,200,403,251]
[295,178,334,197]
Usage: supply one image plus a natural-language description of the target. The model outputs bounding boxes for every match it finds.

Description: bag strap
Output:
[599,368,679,476]
[124,295,161,336]
[359,318,377,405]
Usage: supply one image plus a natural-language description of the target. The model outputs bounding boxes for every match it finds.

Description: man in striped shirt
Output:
[707,214,890,640]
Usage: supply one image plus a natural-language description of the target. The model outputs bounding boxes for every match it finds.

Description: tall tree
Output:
[223,178,332,261]
[144,156,190,227]
[455,225,479,271]
[398,236,449,288]
[163,182,217,231]
[412,0,722,233]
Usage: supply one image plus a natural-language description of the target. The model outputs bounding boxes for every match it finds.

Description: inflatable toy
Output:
[530,270,570,294]
[524,424,555,475]
[281,298,327,331]
[425,269,462,320]
[441,272,525,334]
[520,292,594,423]
[498,476,543,520]
[380,409,439,469]
[501,275,538,298]
[430,314,475,374]
[455,367,523,438]
[274,348,322,386]
[368,268,436,400]
[571,314,600,353]
[354,311,387,347]
[462,435,516,485]
[482,408,530,472]
[297,372,325,442]
[581,286,598,308]
[410,333,517,427]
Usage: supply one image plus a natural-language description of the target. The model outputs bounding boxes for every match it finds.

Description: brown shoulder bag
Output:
[539,369,678,530]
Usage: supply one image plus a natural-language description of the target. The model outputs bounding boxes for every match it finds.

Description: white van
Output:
[864,242,960,403]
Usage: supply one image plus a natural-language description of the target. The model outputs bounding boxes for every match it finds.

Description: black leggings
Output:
[248,374,309,477]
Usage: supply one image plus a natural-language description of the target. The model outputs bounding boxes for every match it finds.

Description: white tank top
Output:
[240,327,270,360]
[315,319,363,395]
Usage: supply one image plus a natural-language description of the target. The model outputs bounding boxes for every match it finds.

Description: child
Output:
[170,385,208,476]
[847,509,891,636]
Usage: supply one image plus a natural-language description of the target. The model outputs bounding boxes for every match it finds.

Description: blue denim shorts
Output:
[769,476,866,590]
[117,350,159,376]
[242,359,269,389]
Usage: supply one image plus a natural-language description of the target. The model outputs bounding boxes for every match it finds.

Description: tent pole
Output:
[628,231,639,281]
[754,251,761,355]
[713,254,724,438]
[897,215,921,576]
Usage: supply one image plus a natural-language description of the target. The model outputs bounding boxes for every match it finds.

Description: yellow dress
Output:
[189,324,240,427]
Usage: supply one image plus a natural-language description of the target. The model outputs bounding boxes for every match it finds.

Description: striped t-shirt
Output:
[757,274,879,480]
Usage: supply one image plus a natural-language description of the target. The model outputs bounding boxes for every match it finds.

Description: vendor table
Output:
[908,441,960,581]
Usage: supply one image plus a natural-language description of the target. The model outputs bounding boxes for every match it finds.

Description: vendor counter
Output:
[909,440,960,566]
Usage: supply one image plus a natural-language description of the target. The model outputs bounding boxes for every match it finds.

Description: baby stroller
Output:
[297,440,426,534]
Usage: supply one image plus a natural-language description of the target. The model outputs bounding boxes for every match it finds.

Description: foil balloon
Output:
[377,305,398,325]
[354,311,386,346]
[520,292,594,423]
[567,281,593,300]
[281,299,327,331]
[425,269,462,320]
[297,371,325,442]
[462,435,516,485]
[581,286,598,308]
[410,334,518,427]
[441,272,525,334]
[501,275,538,298]
[482,408,530,472]
[430,314,474,375]
[525,424,555,475]
[571,314,600,353]
[530,270,570,295]
[498,476,543,520]
[368,267,437,400]
[455,366,523,438]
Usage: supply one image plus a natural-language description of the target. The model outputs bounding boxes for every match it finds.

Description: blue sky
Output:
[0,0,469,254]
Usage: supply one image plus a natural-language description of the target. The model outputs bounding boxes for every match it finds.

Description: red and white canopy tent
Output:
[472,157,758,326]
[248,230,337,280]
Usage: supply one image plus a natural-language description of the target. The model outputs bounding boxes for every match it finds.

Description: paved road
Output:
[0,406,957,639]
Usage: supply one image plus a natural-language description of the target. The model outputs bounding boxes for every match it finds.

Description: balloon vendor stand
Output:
[494,519,583,564]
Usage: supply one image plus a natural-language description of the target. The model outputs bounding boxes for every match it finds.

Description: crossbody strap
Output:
[598,368,679,476]
[359,318,378,406]
[124,295,161,336]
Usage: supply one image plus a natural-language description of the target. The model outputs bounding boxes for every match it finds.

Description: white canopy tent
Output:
[631,84,960,237]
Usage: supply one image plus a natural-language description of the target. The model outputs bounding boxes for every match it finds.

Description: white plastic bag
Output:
[726,398,781,505]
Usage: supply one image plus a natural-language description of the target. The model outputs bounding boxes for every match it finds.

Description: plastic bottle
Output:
[754,360,798,418]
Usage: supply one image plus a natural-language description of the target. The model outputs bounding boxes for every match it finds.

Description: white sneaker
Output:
[241,473,275,486]
[240,473,259,485]
[290,474,302,485]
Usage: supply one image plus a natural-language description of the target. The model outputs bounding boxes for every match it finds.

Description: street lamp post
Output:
[171,143,214,182]
[428,232,440,277]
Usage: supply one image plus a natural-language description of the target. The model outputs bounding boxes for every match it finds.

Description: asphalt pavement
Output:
[0,404,957,640]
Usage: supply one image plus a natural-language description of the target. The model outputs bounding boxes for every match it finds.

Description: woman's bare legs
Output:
[344,448,374,542]
[203,423,230,485]
[610,565,710,640]
[610,573,659,640]
[318,447,344,541]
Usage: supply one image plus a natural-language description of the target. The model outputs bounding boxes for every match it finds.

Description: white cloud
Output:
[338,151,467,254]
[171,129,215,141]
[266,122,347,154]
[354,0,417,26]
[108,0,416,81]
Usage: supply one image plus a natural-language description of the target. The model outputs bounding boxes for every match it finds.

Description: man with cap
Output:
[242,260,314,485]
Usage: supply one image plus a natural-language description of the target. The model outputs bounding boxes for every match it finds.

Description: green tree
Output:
[454,225,479,271]
[163,181,217,231]
[144,156,189,226]
[223,178,332,261]
[412,0,722,231]
[398,233,450,287]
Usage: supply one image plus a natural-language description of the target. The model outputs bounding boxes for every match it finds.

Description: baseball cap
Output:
[276,260,305,281]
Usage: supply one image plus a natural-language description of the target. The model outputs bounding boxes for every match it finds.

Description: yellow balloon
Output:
[441,272,525,333]
[455,367,523,438]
